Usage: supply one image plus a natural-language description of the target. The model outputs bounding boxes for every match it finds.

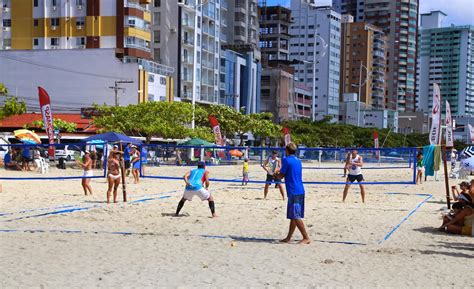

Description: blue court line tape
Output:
[142,176,415,185]
[200,234,366,246]
[3,191,177,222]
[378,194,433,245]
[303,166,410,170]
[129,195,171,204]
[0,176,105,180]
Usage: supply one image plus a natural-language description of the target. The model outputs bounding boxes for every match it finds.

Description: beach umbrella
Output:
[14,129,41,144]
[461,146,474,158]
[181,138,215,147]
[86,139,106,149]
[82,132,142,145]
[229,149,244,157]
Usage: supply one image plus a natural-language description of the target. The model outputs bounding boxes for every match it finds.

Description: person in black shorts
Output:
[342,149,366,203]
[262,151,285,200]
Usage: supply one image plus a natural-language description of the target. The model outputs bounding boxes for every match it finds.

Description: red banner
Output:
[282,127,291,146]
[208,115,224,146]
[38,87,55,159]
[373,130,380,160]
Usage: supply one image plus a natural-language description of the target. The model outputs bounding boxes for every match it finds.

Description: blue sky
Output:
[266,0,474,26]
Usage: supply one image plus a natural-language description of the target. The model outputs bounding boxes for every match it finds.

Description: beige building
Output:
[340,19,387,109]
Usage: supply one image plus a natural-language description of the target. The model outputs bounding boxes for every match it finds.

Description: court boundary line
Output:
[378,193,433,244]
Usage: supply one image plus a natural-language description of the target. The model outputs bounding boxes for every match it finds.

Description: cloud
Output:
[264,0,474,26]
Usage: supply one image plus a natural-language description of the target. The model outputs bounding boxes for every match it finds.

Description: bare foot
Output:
[279,237,291,243]
[298,239,311,245]
[211,214,218,218]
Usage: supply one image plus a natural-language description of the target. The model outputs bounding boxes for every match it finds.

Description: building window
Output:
[76,0,84,5]
[2,19,11,27]
[51,38,59,46]
[160,77,166,85]
[52,0,57,7]
[76,37,85,46]
[148,74,155,82]
[34,0,38,7]
[76,17,85,28]
[33,38,39,46]
[154,0,161,7]
[34,19,39,27]
[154,12,161,26]
[51,18,60,27]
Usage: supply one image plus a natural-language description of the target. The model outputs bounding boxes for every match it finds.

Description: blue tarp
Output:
[82,132,142,145]
[422,145,435,176]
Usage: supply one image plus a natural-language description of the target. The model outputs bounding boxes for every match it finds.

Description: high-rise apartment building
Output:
[222,0,259,51]
[340,16,387,109]
[258,5,291,65]
[152,0,224,104]
[416,11,474,116]
[290,1,341,121]
[0,0,174,111]
[333,0,419,112]
[0,0,152,61]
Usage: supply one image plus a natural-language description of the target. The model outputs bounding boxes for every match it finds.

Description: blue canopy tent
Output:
[82,132,141,203]
[82,132,142,145]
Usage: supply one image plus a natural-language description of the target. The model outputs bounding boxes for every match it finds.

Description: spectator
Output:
[4,149,22,171]
[439,193,473,236]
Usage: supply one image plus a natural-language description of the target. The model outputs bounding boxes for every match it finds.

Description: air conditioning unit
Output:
[77,5,83,10]
[76,25,83,30]
[78,45,86,49]
[2,7,10,12]
[50,46,59,49]
[2,27,9,31]
[52,6,57,11]
[170,28,177,33]
[51,26,57,30]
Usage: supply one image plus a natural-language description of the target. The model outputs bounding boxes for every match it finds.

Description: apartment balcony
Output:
[220,0,228,10]
[182,37,194,47]
[125,0,148,12]
[182,18,195,29]
[202,59,214,69]
[202,25,216,37]
[181,73,193,82]
[182,55,194,65]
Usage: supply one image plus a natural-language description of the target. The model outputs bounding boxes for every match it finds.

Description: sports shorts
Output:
[183,187,210,201]
[287,194,305,219]
[266,174,282,184]
[347,174,364,183]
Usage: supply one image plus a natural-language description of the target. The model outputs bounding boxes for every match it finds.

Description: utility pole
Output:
[108,80,134,107]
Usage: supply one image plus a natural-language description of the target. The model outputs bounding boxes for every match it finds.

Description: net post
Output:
[119,142,127,202]
[442,145,451,209]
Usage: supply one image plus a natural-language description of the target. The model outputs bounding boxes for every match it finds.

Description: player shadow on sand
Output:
[162,212,190,217]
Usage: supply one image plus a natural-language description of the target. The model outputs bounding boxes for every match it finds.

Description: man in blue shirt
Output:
[175,162,216,218]
[123,143,131,176]
[275,143,310,244]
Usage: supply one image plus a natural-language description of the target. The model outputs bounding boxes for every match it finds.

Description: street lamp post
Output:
[301,34,327,121]
[351,61,369,127]
[178,0,209,130]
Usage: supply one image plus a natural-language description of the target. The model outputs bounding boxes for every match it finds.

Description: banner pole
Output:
[119,142,127,202]
[441,144,451,209]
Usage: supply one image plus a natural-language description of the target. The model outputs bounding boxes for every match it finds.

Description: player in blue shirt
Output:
[275,143,310,244]
[175,162,216,218]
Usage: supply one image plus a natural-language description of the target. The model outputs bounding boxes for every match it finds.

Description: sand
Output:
[0,161,472,288]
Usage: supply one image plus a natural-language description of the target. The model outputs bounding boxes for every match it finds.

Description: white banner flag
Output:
[445,100,454,147]
[429,83,442,145]
[469,124,474,144]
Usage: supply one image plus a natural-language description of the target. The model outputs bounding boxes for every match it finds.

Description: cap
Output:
[113,144,119,148]
[85,150,90,154]
[131,145,137,148]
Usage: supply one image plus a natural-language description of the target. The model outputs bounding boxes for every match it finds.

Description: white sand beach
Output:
[0,163,472,288]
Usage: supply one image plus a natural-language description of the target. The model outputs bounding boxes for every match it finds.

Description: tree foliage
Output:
[0,83,27,119]
[25,118,77,133]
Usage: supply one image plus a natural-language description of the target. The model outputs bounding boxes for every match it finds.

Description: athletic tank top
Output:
[187,168,205,191]
[266,157,279,175]
[349,155,362,175]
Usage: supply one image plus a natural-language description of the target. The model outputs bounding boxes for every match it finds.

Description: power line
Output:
[0,54,132,80]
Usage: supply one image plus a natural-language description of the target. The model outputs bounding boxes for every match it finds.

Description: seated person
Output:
[451,181,470,201]
[4,151,22,170]
[439,193,473,237]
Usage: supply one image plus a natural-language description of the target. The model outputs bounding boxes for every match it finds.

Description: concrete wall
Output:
[0,48,139,112]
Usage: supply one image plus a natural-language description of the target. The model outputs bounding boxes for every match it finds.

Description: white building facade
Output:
[289,1,341,121]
